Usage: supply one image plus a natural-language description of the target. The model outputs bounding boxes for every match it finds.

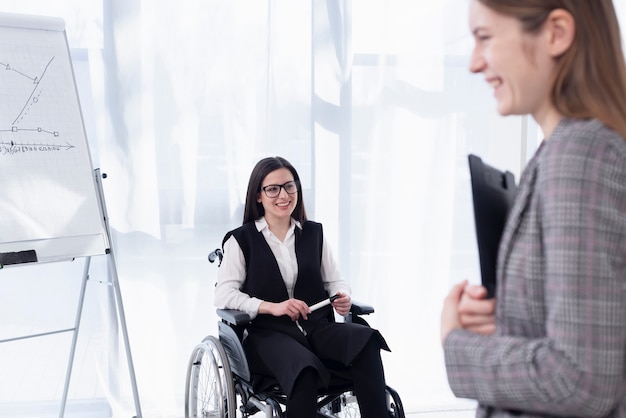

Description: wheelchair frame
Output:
[184,249,405,417]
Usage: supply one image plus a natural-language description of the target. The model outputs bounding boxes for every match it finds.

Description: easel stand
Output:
[60,245,142,418]
[59,168,143,418]
[0,169,142,418]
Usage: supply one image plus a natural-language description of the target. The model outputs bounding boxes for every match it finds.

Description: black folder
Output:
[468,154,517,298]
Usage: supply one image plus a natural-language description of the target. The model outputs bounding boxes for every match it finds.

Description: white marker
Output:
[309,294,340,312]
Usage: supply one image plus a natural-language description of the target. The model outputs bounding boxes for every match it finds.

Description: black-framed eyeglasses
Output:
[261,180,298,198]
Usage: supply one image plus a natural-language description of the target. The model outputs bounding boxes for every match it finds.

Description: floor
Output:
[408,411,475,417]
[0,401,476,418]
[242,406,477,418]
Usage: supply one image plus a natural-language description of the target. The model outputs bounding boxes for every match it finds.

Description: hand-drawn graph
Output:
[0,14,108,262]
[0,56,80,156]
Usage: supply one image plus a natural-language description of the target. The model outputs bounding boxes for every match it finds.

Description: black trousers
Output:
[287,335,388,418]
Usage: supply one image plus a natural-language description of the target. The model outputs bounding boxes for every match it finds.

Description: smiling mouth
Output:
[488,78,502,89]
[276,201,290,207]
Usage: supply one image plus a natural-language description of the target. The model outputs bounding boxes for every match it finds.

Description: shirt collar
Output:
[255,216,302,232]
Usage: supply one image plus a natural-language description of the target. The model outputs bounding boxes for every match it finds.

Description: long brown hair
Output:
[478,0,626,139]
[242,156,308,225]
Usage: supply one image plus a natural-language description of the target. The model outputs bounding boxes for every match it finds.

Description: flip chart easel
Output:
[0,12,142,418]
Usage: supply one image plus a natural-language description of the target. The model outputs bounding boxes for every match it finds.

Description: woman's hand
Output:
[458,283,496,335]
[441,280,496,346]
[331,292,352,316]
[441,281,466,346]
[260,298,311,321]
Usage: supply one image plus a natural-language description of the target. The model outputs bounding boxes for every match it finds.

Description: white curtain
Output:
[2,1,625,417]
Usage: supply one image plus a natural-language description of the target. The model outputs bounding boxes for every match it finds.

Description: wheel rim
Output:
[318,386,405,418]
[185,336,236,417]
[319,392,360,418]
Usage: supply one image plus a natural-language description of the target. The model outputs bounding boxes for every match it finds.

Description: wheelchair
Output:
[185,249,405,418]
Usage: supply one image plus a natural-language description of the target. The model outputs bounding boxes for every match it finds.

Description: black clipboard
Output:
[468,154,517,298]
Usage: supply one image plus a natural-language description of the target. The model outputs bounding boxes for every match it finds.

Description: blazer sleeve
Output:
[444,127,626,416]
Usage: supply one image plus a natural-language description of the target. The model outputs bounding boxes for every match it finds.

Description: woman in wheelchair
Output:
[214,156,391,418]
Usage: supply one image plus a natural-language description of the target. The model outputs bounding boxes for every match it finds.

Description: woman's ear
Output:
[544,8,575,57]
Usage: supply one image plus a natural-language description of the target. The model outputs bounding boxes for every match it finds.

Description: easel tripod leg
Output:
[59,256,91,418]
[108,249,143,418]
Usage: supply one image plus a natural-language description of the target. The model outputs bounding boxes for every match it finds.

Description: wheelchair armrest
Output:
[350,300,374,315]
[216,308,251,325]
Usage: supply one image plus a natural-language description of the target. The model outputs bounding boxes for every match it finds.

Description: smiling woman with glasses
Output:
[213,156,391,417]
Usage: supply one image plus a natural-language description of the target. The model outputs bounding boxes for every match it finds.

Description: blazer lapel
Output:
[495,146,543,299]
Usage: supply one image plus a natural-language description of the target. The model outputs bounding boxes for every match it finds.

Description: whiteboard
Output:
[0,12,109,264]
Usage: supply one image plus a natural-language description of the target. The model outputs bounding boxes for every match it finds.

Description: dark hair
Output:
[477,0,626,139]
[242,156,308,224]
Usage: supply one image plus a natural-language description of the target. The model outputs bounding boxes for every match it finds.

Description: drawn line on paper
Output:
[1,140,75,156]
[1,57,56,127]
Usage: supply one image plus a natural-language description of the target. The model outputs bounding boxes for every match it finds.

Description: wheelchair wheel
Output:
[318,385,405,418]
[319,391,360,417]
[385,385,405,418]
[185,336,236,418]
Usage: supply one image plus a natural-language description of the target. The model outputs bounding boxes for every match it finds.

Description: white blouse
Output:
[214,217,351,319]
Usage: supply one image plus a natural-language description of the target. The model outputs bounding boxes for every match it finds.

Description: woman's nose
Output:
[469,47,485,74]
[278,186,289,197]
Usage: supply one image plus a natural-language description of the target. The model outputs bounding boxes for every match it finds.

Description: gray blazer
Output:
[445,118,626,417]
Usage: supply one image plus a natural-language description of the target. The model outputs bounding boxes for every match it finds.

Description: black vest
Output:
[225,220,334,334]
